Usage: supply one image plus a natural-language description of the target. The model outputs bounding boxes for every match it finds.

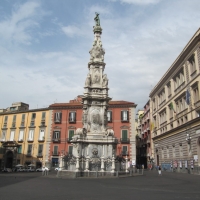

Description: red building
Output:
[48,96,136,167]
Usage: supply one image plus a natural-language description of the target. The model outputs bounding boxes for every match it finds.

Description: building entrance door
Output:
[157,154,159,166]
[6,151,13,168]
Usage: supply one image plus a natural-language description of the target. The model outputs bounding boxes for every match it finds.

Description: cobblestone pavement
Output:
[0,170,200,200]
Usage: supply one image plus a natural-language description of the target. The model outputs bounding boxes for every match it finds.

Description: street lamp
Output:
[186,133,192,144]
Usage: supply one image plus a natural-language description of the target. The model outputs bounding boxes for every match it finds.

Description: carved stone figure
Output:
[102,74,108,87]
[85,73,91,87]
[89,46,105,62]
[94,12,100,26]
[92,70,100,84]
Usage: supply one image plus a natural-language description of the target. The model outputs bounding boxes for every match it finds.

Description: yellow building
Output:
[0,102,52,169]
[149,28,200,172]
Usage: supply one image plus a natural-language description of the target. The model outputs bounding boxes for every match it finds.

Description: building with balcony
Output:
[0,102,51,169]
[149,28,200,171]
[48,96,137,168]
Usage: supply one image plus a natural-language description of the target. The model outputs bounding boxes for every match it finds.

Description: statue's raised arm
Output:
[94,12,100,26]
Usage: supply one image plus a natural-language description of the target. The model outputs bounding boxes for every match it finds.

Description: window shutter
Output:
[60,113,62,122]
[110,111,112,122]
[69,130,74,139]
[122,130,127,139]
[121,111,123,121]
[127,111,129,121]
[74,112,76,122]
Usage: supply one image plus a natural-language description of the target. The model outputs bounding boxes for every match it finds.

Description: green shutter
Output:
[69,130,74,140]
[18,145,22,154]
[122,130,128,140]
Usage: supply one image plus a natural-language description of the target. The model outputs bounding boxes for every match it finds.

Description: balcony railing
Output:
[38,137,45,142]
[37,153,43,158]
[52,138,61,143]
[120,138,130,143]
[121,151,129,156]
[52,151,59,156]
[67,138,73,143]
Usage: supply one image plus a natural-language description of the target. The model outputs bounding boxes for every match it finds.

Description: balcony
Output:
[52,138,61,143]
[18,139,23,143]
[38,137,45,142]
[120,138,130,143]
[27,139,34,143]
[52,151,59,156]
[37,153,43,158]
[67,138,73,143]
[121,151,129,156]
[26,153,32,157]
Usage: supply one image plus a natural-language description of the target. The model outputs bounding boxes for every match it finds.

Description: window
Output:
[4,116,8,123]
[188,55,196,74]
[122,146,128,155]
[1,131,6,141]
[159,110,166,125]
[27,144,32,155]
[18,146,22,154]
[38,144,43,156]
[18,130,24,141]
[53,146,58,155]
[158,90,166,104]
[30,121,35,127]
[42,112,46,120]
[167,82,171,97]
[28,130,34,141]
[69,112,76,123]
[193,87,199,104]
[31,113,36,120]
[21,114,25,121]
[68,130,74,140]
[13,115,16,122]
[121,110,129,122]
[68,146,73,155]
[53,131,60,141]
[121,130,129,142]
[39,130,45,141]
[54,112,62,123]
[10,131,15,141]
[107,111,112,122]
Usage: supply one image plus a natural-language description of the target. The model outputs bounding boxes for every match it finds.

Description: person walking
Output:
[158,165,162,176]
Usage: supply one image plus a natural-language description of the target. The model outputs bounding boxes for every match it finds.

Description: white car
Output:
[55,167,61,171]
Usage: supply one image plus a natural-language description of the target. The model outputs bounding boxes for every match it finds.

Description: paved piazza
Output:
[0,170,200,200]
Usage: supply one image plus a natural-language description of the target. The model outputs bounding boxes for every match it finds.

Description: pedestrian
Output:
[158,165,162,176]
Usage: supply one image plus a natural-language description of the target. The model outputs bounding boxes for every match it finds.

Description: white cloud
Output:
[61,25,81,37]
[0,1,46,45]
[110,0,162,5]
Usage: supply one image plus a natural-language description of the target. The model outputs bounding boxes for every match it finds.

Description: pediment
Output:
[68,126,76,129]
[53,126,61,129]
[120,125,129,129]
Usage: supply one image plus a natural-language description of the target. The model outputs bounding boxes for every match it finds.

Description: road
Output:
[0,170,199,200]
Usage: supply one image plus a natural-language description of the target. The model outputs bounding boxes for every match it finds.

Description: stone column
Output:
[111,154,115,173]
[125,155,128,173]
[84,157,89,172]
[75,156,80,172]
[100,157,104,172]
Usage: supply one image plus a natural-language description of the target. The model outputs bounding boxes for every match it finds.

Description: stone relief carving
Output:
[92,148,98,156]
[90,46,105,62]
[105,129,114,136]
[92,69,100,84]
[85,73,91,87]
[102,74,108,87]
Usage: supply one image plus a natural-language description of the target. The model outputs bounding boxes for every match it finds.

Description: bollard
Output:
[116,171,118,177]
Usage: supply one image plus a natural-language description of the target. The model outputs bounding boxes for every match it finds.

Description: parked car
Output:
[36,168,43,172]
[2,168,12,172]
[27,167,35,172]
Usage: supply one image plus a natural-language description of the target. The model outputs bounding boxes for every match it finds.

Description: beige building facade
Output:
[150,28,200,171]
[0,102,52,169]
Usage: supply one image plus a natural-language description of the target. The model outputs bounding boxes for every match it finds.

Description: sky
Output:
[0,0,200,110]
